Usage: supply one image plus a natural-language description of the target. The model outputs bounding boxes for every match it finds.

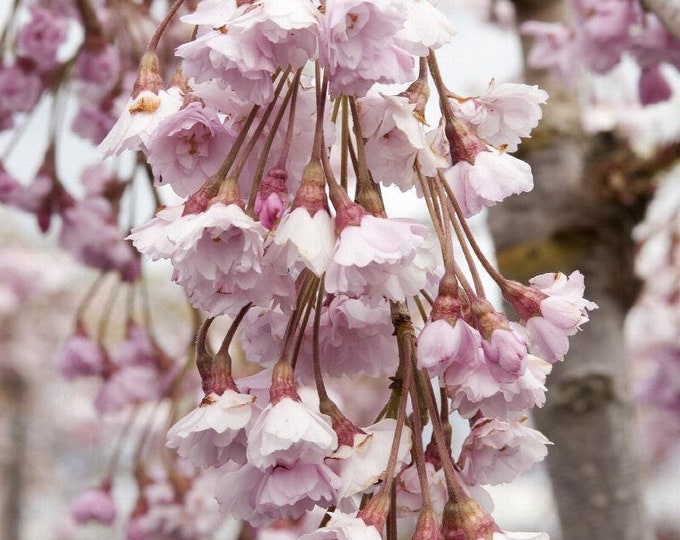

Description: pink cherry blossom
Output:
[530,271,597,332]
[94,365,166,414]
[396,0,456,56]
[72,105,117,145]
[459,418,551,486]
[298,512,383,540]
[574,0,640,73]
[631,13,680,70]
[328,418,411,501]
[0,167,51,213]
[59,197,139,280]
[264,207,336,278]
[255,191,288,230]
[74,44,121,100]
[176,16,276,106]
[240,295,399,384]
[15,6,69,72]
[254,167,289,230]
[480,327,528,383]
[246,396,337,469]
[521,21,577,80]
[325,211,440,303]
[70,486,117,525]
[98,88,183,158]
[359,93,448,191]
[396,460,448,516]
[229,0,321,70]
[321,0,414,97]
[109,323,161,368]
[443,148,533,217]
[447,355,553,420]
[130,202,293,317]
[504,271,597,363]
[147,102,233,197]
[125,473,228,539]
[166,390,255,468]
[56,331,107,380]
[0,63,42,116]
[215,462,341,527]
[417,318,482,377]
[454,80,548,152]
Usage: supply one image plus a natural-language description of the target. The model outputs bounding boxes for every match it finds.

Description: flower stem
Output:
[438,172,506,286]
[147,0,188,51]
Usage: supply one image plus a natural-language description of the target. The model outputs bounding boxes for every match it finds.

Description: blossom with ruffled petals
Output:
[56,331,107,380]
[147,102,233,197]
[0,64,42,116]
[329,419,411,501]
[396,0,456,56]
[417,318,482,377]
[176,0,319,106]
[446,355,552,420]
[459,418,551,485]
[70,485,117,525]
[325,209,440,303]
[59,197,139,280]
[298,512,382,539]
[503,271,597,363]
[166,390,255,468]
[98,88,183,157]
[396,460,448,516]
[247,395,337,469]
[130,202,292,316]
[443,148,533,217]
[240,296,398,384]
[15,6,69,72]
[321,0,414,97]
[215,462,341,527]
[454,80,548,152]
[359,93,448,191]
[264,207,336,277]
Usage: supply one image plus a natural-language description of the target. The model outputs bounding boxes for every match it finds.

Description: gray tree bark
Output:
[488,2,653,539]
[0,368,26,540]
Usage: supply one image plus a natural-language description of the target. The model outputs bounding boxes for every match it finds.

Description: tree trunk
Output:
[0,368,26,540]
[488,2,652,539]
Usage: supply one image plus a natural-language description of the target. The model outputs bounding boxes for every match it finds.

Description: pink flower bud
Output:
[70,484,117,525]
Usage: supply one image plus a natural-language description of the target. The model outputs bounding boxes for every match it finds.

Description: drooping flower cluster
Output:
[626,164,680,458]
[523,0,680,106]
[0,0,604,538]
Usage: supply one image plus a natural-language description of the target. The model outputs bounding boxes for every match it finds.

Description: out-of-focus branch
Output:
[640,0,680,42]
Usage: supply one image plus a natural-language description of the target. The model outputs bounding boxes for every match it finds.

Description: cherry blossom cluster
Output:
[0,0,598,538]
[523,0,680,106]
[626,164,680,459]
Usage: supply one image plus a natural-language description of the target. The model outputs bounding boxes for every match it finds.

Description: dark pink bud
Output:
[639,64,672,106]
